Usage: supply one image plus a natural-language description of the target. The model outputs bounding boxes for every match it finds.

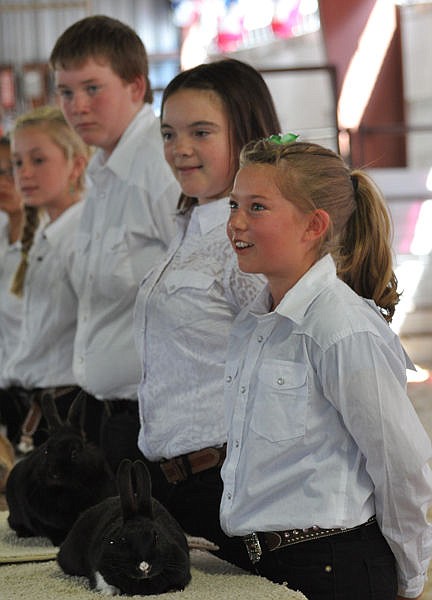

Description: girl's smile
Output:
[228,163,326,305]
[161,88,236,204]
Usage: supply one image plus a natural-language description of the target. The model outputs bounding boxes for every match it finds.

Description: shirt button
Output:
[227,492,232,500]
[257,335,264,342]
[240,386,246,393]
[226,375,232,383]
[235,440,240,448]
[277,377,285,385]
[78,356,84,364]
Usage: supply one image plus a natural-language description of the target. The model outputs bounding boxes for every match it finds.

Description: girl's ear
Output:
[304,209,330,241]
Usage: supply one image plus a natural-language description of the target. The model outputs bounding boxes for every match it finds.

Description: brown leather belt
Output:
[160,444,227,484]
[243,516,377,563]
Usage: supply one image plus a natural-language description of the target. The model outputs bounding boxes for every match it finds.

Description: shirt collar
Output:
[275,254,337,324]
[42,202,82,247]
[88,104,155,180]
[245,254,337,324]
[188,197,230,236]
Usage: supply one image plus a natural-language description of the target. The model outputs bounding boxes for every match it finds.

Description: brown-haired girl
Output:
[222,138,432,599]
[134,59,281,570]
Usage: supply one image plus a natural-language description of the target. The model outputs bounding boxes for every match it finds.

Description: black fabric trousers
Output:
[99,398,144,477]
[0,387,29,445]
[145,461,253,573]
[250,521,398,600]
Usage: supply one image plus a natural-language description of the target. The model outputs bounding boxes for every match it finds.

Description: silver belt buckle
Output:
[243,532,262,564]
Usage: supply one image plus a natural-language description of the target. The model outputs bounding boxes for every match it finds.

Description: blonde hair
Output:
[10,105,89,297]
[239,139,400,323]
[10,205,41,297]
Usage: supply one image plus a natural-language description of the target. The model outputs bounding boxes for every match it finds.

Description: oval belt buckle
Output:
[243,532,262,564]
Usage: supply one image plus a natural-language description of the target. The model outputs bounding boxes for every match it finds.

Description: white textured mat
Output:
[0,512,307,598]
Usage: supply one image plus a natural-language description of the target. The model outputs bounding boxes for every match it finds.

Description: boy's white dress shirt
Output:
[71,104,180,400]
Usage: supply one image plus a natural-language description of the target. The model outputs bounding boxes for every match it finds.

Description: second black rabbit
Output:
[6,391,116,545]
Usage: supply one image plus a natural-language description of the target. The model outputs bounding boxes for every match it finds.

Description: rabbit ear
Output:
[117,459,153,522]
[41,392,63,431]
[133,460,153,518]
[117,459,135,522]
[66,390,87,432]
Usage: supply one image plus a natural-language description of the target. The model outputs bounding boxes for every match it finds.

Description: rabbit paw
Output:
[94,571,120,596]
[186,534,219,552]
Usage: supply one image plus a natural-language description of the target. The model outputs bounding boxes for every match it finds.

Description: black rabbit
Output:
[58,459,191,596]
[6,391,116,546]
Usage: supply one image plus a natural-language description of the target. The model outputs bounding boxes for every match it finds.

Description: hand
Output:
[0,175,22,217]
[0,176,23,243]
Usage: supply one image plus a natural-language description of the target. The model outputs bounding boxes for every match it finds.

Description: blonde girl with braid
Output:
[1,106,103,451]
[221,138,432,600]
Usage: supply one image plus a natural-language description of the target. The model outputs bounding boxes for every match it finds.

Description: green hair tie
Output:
[267,133,299,144]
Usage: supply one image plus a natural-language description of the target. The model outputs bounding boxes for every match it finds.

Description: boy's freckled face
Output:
[54,57,143,156]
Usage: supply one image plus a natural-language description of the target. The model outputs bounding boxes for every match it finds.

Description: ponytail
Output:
[336,170,400,322]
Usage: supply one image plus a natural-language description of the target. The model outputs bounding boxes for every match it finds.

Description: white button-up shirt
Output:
[134,198,265,460]
[0,217,22,385]
[3,202,83,388]
[220,254,432,598]
[71,104,179,400]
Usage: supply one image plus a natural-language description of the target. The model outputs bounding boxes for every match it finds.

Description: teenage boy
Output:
[49,15,179,472]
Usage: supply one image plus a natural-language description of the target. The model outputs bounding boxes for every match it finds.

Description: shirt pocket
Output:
[164,270,215,294]
[99,225,135,299]
[162,270,218,327]
[251,360,308,442]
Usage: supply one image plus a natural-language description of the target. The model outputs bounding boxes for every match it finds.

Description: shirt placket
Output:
[223,316,275,524]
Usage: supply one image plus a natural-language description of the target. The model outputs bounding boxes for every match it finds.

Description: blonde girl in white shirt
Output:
[222,137,432,600]
[1,106,103,450]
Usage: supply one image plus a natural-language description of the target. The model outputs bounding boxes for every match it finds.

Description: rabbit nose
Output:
[139,561,151,575]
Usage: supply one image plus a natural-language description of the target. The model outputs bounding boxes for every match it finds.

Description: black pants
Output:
[99,398,144,477]
[251,521,397,600]
[145,462,252,573]
[0,387,29,445]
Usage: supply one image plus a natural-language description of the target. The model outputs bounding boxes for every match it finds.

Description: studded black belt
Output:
[243,516,377,563]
